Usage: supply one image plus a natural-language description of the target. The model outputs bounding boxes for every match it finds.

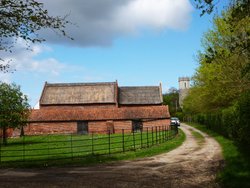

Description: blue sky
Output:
[0,0,227,107]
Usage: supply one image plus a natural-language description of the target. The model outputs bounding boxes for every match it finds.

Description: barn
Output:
[24,81,170,135]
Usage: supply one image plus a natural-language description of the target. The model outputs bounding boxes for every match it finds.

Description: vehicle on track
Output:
[170,117,180,126]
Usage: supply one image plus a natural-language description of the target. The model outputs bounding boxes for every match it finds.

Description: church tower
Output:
[178,77,190,108]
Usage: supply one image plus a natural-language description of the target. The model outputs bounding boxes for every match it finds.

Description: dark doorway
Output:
[132,120,143,132]
[77,122,88,135]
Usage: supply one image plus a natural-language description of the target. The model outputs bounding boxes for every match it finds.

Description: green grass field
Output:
[0,128,185,168]
[187,122,250,188]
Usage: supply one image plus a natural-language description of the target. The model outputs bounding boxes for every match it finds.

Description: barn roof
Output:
[29,106,170,122]
[119,86,163,105]
[40,82,117,105]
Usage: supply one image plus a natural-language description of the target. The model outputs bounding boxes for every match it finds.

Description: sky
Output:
[0,0,227,107]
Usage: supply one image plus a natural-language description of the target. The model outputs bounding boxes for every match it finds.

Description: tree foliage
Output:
[0,0,72,72]
[183,1,250,144]
[193,0,250,16]
[163,87,181,117]
[0,82,30,144]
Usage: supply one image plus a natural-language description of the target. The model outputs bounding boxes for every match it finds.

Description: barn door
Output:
[132,120,143,132]
[77,122,88,135]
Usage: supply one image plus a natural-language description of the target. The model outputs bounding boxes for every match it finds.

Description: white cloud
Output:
[114,0,192,32]
[0,41,63,74]
[39,0,193,46]
[0,39,68,83]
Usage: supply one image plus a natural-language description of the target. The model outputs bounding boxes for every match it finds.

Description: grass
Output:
[186,122,250,188]
[0,129,185,168]
[190,129,205,146]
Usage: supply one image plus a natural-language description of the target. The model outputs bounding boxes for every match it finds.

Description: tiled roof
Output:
[40,82,117,105]
[29,106,170,122]
[119,86,163,105]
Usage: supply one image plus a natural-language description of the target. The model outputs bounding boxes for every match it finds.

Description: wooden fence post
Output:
[132,130,135,150]
[108,130,111,155]
[146,127,149,148]
[23,136,25,162]
[70,134,73,160]
[91,132,94,155]
[122,129,125,152]
[140,129,143,148]
[152,127,154,145]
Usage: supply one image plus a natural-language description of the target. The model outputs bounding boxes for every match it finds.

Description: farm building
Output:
[24,81,170,135]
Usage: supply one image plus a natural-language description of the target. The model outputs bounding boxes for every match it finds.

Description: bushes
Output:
[237,90,250,144]
[186,92,250,145]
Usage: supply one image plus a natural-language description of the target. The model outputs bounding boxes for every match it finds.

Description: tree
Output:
[0,82,30,145]
[163,87,180,117]
[193,0,250,16]
[0,0,72,72]
[183,2,250,144]
[184,2,250,113]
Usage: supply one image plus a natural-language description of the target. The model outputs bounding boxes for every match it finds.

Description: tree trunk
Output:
[20,125,24,137]
[2,126,7,145]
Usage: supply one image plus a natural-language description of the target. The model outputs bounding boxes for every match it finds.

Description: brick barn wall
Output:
[21,121,133,136]
[143,119,170,130]
[88,121,108,134]
[114,121,132,133]
[16,119,170,136]
[25,122,77,135]
[88,120,132,134]
[0,128,13,138]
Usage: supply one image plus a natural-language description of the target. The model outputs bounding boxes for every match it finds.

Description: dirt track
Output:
[0,123,223,188]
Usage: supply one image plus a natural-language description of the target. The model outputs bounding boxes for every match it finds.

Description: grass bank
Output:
[186,122,250,188]
[0,129,185,168]
[190,129,205,146]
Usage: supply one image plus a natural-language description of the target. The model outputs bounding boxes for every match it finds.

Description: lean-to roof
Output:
[29,106,170,122]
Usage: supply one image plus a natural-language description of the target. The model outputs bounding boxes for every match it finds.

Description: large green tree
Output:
[0,82,30,144]
[184,1,250,112]
[0,0,72,72]
[183,1,250,143]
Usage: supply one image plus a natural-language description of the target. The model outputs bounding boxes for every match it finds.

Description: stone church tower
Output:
[178,77,190,108]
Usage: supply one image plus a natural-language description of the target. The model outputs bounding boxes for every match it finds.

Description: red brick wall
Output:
[114,120,132,133]
[0,128,13,138]
[143,119,170,130]
[15,119,170,136]
[88,120,132,134]
[89,121,108,134]
[25,122,77,135]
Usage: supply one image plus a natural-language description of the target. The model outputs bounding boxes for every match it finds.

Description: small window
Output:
[132,120,143,132]
[77,122,88,135]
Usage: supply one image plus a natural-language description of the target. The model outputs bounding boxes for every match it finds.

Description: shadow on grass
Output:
[1,141,45,147]
[219,142,250,188]
[0,154,119,168]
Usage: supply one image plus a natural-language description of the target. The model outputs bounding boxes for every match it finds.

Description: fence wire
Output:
[0,126,178,165]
